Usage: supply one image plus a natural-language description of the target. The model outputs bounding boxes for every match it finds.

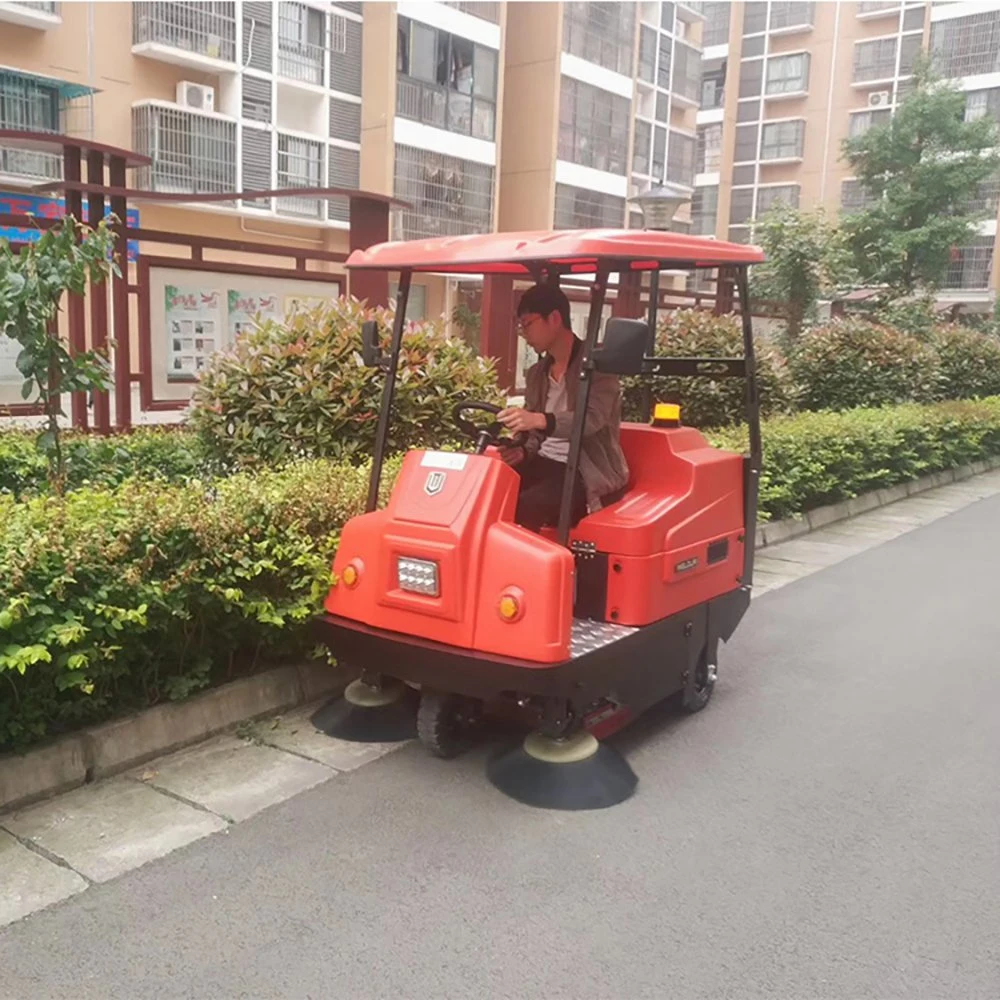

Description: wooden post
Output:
[64,144,88,430]
[109,155,131,430]
[348,196,390,308]
[714,266,735,316]
[87,149,111,435]
[480,274,516,390]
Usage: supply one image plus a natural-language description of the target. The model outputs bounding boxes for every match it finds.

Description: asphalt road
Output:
[2,496,999,1000]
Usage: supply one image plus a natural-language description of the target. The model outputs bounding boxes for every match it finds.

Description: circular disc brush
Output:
[486,731,638,810]
[310,679,417,743]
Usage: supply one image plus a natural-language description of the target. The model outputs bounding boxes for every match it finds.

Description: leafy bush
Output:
[0,456,401,751]
[929,324,1000,401]
[0,427,210,500]
[790,319,940,411]
[711,398,1000,521]
[190,298,503,469]
[622,309,796,427]
[866,295,939,339]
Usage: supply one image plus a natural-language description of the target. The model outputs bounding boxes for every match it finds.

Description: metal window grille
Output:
[965,88,1000,124]
[332,1,362,14]
[242,2,273,73]
[553,183,625,229]
[899,33,923,76]
[849,107,892,138]
[840,178,878,213]
[132,2,236,62]
[756,184,800,215]
[702,2,730,46]
[277,133,323,218]
[557,77,630,175]
[943,237,994,290]
[278,3,327,86]
[696,123,722,173]
[639,25,656,84]
[672,40,702,103]
[329,98,361,142]
[562,1,635,78]
[241,75,271,123]
[327,145,359,222]
[330,13,347,54]
[902,6,925,31]
[11,1,58,11]
[960,174,1000,216]
[393,144,494,239]
[729,187,754,224]
[330,17,362,96]
[0,70,78,181]
[443,1,500,22]
[854,37,899,82]
[858,1,900,15]
[931,10,1000,79]
[241,125,272,208]
[760,119,805,160]
[666,130,696,186]
[633,119,652,176]
[691,184,719,235]
[133,104,236,196]
[769,1,815,31]
[765,53,810,95]
[657,35,672,90]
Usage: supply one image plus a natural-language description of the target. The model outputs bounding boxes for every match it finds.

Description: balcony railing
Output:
[701,78,725,109]
[132,2,236,63]
[443,1,499,23]
[13,1,58,11]
[858,1,899,15]
[277,5,326,86]
[396,75,496,141]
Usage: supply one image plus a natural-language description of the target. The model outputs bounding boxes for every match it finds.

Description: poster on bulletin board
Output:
[165,285,223,379]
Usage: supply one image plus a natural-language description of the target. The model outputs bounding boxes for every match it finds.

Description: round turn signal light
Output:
[498,588,525,623]
[341,562,361,588]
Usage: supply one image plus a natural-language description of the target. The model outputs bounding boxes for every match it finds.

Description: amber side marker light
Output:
[341,562,361,588]
[498,589,524,623]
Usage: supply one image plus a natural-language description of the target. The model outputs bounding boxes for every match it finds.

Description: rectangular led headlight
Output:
[397,556,440,597]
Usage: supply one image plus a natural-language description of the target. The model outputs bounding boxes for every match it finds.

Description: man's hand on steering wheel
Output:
[497,407,547,435]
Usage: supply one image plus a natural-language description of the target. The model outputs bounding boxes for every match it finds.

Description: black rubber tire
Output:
[417,691,481,759]
[680,648,716,714]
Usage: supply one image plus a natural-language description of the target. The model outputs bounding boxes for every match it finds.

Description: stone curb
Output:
[0,662,349,816]
[754,458,1000,552]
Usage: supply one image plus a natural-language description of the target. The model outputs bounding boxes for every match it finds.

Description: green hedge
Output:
[711,398,1000,521]
[0,427,210,500]
[4,399,1000,752]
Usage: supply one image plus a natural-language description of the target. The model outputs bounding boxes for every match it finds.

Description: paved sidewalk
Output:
[3,468,1000,929]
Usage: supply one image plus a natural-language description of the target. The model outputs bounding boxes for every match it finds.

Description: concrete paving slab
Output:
[250,707,408,773]
[134,736,333,823]
[754,556,818,582]
[0,831,87,929]
[3,780,225,884]
[762,537,866,567]
[813,521,907,543]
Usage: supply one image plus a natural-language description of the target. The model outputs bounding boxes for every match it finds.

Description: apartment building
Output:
[694,0,1000,304]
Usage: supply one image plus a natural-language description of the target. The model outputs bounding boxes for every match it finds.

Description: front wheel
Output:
[680,648,717,714]
[417,691,482,759]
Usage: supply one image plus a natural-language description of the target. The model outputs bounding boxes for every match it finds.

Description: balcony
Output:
[396,76,496,142]
[132,2,237,74]
[277,3,327,89]
[701,77,725,110]
[443,1,500,22]
[132,101,237,198]
[0,1,60,29]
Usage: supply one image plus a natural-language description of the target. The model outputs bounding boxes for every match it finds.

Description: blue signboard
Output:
[0,191,140,260]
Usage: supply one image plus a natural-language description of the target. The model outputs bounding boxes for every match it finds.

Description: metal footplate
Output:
[570,618,638,658]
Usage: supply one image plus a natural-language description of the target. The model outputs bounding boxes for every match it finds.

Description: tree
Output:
[841,59,1000,295]
[0,216,119,492]
[749,203,855,341]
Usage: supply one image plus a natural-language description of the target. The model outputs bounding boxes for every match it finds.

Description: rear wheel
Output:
[417,691,482,759]
[680,647,717,714]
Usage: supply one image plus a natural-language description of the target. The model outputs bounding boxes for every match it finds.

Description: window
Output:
[562,2,635,77]
[389,282,428,322]
[278,3,326,85]
[756,184,800,215]
[396,18,498,140]
[760,119,805,160]
[965,89,1000,124]
[899,33,923,76]
[942,237,994,290]
[554,184,625,228]
[696,122,722,173]
[849,107,892,137]
[691,185,719,235]
[277,133,323,217]
[558,77,631,175]
[732,163,755,185]
[633,119,652,175]
[729,187,754,224]
[133,1,237,62]
[743,1,767,34]
[931,10,1000,79]
[393,144,494,239]
[854,37,898,82]
[734,123,759,162]
[672,41,701,103]
[656,90,671,122]
[960,174,1000,216]
[766,53,810,95]
[702,2,730,46]
[652,125,667,179]
[702,68,725,109]
[841,178,878,213]
[739,58,764,99]
[902,5,924,31]
[0,71,63,181]
[638,25,656,83]
[666,130,696,185]
[658,35,672,89]
[769,1,815,30]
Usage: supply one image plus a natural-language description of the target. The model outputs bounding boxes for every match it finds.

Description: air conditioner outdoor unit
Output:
[868,90,891,108]
[176,81,215,112]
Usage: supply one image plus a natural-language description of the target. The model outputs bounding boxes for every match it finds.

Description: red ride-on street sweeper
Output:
[312,229,764,809]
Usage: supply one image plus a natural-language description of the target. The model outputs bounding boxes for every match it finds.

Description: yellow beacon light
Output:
[653,403,681,428]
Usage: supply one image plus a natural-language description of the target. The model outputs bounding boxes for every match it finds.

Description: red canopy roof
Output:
[345,228,764,274]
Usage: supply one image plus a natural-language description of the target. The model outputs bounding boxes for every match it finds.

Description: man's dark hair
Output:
[517,283,572,330]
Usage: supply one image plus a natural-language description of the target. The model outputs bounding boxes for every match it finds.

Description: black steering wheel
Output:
[451,401,515,454]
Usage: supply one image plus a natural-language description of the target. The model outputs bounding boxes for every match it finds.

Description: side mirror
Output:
[592,318,649,376]
[361,319,383,368]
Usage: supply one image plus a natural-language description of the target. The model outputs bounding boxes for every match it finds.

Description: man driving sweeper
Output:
[497,283,629,532]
